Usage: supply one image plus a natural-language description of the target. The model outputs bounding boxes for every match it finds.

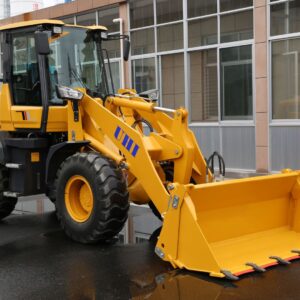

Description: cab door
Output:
[10,31,43,129]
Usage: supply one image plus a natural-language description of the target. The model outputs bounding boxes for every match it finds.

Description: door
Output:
[10,31,43,129]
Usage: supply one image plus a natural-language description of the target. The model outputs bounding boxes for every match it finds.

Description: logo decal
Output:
[114,126,140,157]
[18,111,30,121]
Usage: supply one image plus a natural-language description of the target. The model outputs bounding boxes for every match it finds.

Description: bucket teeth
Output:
[291,249,300,255]
[220,270,239,281]
[245,262,266,273]
[269,256,291,265]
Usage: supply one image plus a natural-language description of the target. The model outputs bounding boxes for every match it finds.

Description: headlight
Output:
[56,85,83,101]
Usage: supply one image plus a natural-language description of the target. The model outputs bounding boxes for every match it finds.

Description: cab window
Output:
[11,33,41,106]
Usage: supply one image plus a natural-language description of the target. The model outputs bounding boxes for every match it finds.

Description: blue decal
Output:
[126,139,133,152]
[122,134,129,147]
[114,126,140,157]
[132,145,139,157]
[114,126,121,139]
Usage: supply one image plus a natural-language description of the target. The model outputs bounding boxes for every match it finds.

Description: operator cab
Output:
[0,20,130,132]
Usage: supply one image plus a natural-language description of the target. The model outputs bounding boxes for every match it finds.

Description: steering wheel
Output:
[16,80,40,93]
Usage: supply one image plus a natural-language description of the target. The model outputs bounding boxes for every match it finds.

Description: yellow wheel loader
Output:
[0,20,300,280]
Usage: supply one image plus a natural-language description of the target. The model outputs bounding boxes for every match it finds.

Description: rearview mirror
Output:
[34,32,50,55]
[123,38,130,61]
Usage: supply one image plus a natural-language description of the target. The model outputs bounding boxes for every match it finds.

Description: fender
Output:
[45,140,90,188]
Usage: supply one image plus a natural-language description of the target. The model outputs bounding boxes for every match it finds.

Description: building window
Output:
[76,12,97,26]
[190,49,218,122]
[131,28,155,55]
[272,38,300,119]
[129,0,254,122]
[156,0,183,24]
[187,0,217,18]
[221,45,253,120]
[270,1,300,36]
[59,16,75,24]
[157,23,183,52]
[220,10,253,43]
[270,0,300,120]
[132,57,156,93]
[220,0,253,12]
[102,39,120,59]
[129,0,154,29]
[188,17,218,47]
[98,5,119,33]
[161,53,185,109]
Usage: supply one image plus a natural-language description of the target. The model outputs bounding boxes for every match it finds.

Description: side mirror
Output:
[34,32,50,55]
[123,38,130,61]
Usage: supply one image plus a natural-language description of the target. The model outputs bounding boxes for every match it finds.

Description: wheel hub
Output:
[65,175,94,222]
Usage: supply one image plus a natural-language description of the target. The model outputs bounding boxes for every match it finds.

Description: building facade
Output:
[0,0,300,175]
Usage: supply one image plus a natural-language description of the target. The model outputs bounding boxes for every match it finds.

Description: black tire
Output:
[54,152,129,243]
[0,165,17,220]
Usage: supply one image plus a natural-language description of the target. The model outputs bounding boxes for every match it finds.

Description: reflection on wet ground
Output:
[1,204,300,299]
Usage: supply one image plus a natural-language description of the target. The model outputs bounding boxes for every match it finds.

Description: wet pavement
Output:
[1,211,300,299]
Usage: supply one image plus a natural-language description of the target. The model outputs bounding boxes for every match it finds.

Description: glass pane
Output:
[220,0,253,12]
[0,33,3,81]
[132,57,156,93]
[220,46,253,120]
[105,61,121,93]
[161,53,185,109]
[76,12,97,26]
[48,27,109,101]
[131,28,155,55]
[271,2,300,36]
[103,38,120,59]
[272,39,300,119]
[188,17,217,48]
[129,0,154,29]
[190,49,218,122]
[157,23,183,52]
[12,33,41,105]
[156,0,183,24]
[59,16,74,24]
[220,10,253,43]
[187,0,217,18]
[98,6,119,33]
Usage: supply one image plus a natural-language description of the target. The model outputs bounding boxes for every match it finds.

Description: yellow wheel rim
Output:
[65,175,94,223]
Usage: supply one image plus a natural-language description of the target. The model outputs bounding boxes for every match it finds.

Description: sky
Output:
[43,0,64,9]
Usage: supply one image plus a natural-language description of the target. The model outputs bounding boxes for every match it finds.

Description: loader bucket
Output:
[157,171,300,279]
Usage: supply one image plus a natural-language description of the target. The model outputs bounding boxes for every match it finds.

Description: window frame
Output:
[268,0,300,125]
[10,28,43,107]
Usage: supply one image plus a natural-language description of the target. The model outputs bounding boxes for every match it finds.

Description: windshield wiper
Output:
[67,55,88,90]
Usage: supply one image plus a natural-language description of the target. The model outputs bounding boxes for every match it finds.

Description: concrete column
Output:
[254,0,269,173]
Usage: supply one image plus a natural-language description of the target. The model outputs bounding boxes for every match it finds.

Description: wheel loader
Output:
[0,20,300,280]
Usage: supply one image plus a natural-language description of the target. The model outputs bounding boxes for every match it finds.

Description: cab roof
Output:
[0,19,107,31]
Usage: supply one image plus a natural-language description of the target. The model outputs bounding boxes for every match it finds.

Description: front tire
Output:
[0,165,17,220]
[55,152,129,243]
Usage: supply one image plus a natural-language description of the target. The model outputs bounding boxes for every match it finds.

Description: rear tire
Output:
[0,165,17,220]
[55,152,129,243]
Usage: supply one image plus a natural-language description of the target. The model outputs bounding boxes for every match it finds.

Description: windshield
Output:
[48,26,110,103]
